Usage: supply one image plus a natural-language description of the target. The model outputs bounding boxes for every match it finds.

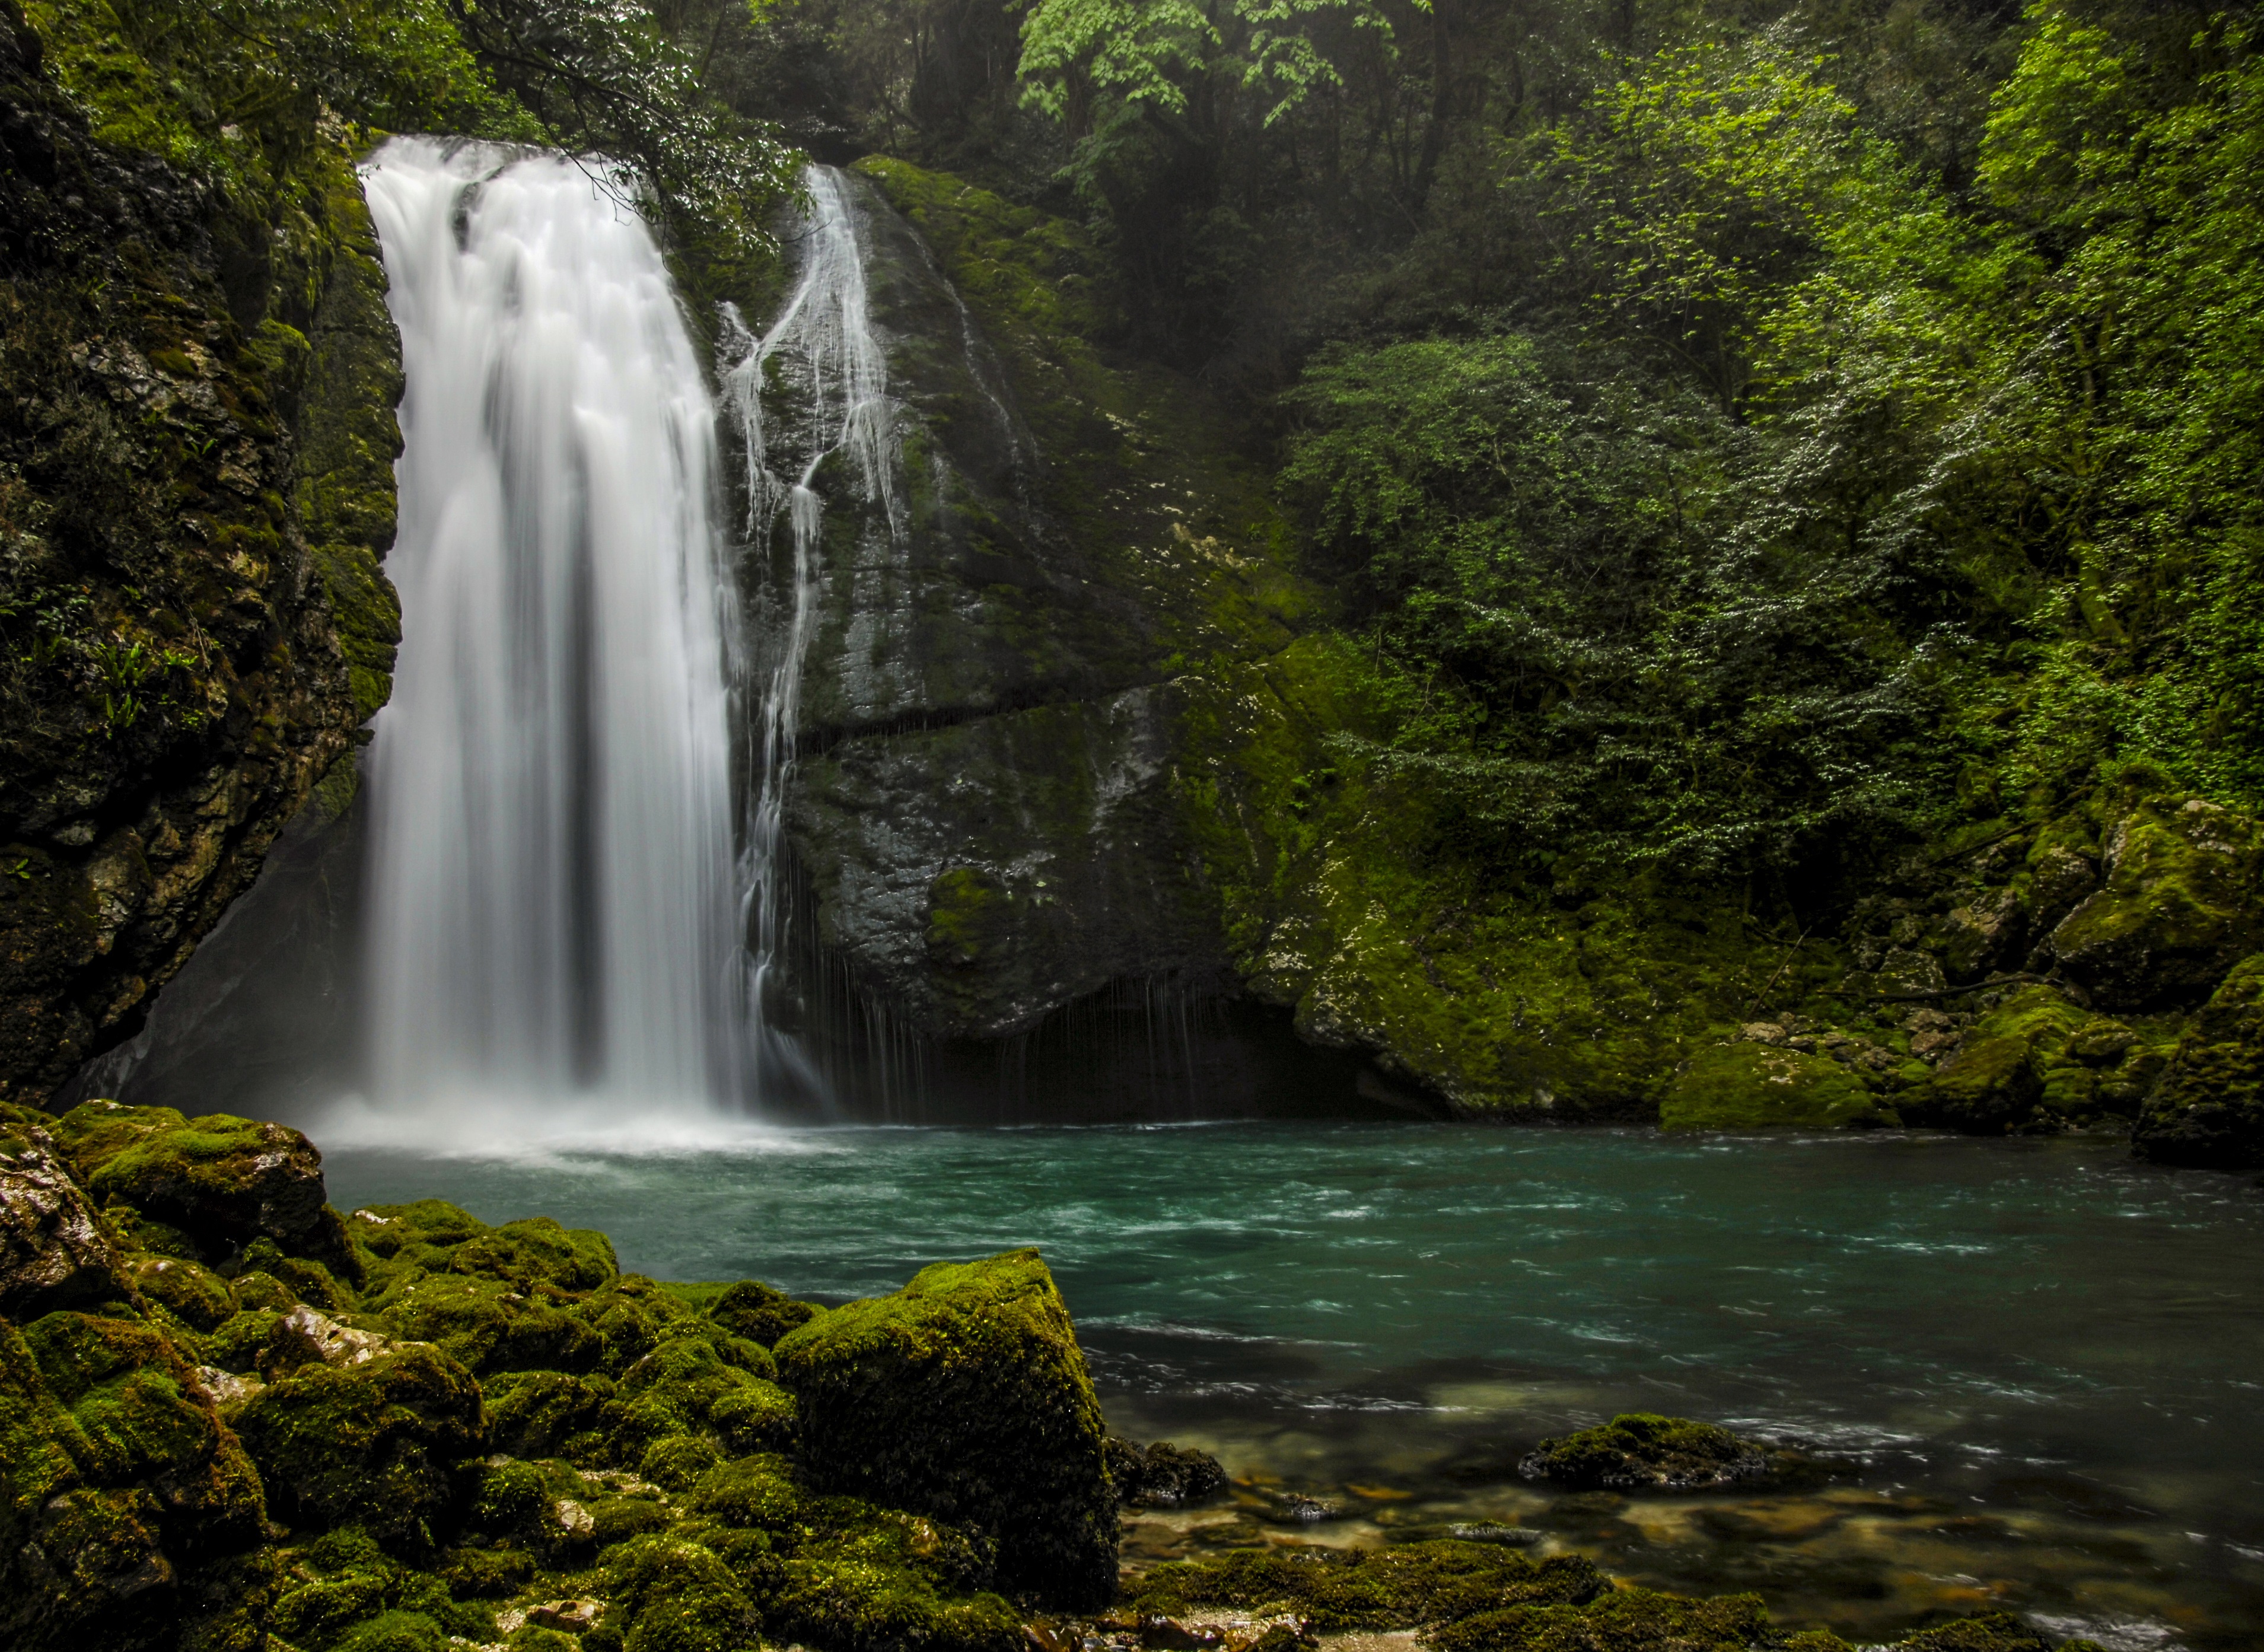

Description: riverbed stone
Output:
[773,1246,1116,1606]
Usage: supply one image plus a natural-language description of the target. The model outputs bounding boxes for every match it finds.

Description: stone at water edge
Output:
[1109,1435,1230,1507]
[773,1246,1117,1608]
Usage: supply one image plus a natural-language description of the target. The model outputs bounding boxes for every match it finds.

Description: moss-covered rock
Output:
[0,1111,132,1317]
[235,1338,483,1554]
[1517,1414,1771,1492]
[48,1100,345,1266]
[775,1247,1114,1607]
[1658,1043,1894,1131]
[2046,796,2264,1011]
[1903,988,2091,1134]
[2132,953,2264,1169]
[1418,1587,1766,1652]
[1106,1435,1227,1507]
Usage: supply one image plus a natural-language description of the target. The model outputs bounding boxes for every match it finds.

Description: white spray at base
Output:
[719,165,902,1100]
[350,138,747,1147]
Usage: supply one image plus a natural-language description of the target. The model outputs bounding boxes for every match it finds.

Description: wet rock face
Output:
[765,164,1306,1045]
[0,24,399,1106]
[0,1114,129,1317]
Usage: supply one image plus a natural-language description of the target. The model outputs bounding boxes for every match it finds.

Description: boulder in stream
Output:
[1518,1412,1772,1492]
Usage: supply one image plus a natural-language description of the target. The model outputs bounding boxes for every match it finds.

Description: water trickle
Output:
[718,165,902,1098]
[358,138,743,1122]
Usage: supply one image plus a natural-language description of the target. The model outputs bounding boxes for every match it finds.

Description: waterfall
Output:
[718,165,901,1098]
[356,138,744,1124]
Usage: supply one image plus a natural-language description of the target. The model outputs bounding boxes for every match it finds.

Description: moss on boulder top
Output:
[1517,1414,1772,1492]
[2045,797,2264,1012]
[49,1100,342,1258]
[775,1247,1116,1608]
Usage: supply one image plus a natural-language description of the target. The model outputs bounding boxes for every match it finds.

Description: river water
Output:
[319,1122,2264,1649]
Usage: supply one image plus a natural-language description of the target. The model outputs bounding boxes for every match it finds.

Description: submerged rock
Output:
[1129,1540,1607,1631]
[1518,1413,1772,1492]
[2132,953,2264,1169]
[775,1246,1116,1607]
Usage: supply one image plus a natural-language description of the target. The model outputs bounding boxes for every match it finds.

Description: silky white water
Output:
[719,164,901,1097]
[356,139,743,1130]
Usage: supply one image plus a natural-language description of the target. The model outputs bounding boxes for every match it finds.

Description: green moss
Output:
[774,1248,1113,1608]
[485,1369,616,1463]
[596,1533,759,1652]
[1131,1541,1607,1631]
[1888,1615,2055,1651]
[1419,1587,1767,1652]
[2047,795,2264,1010]
[235,1341,483,1555]
[127,1255,237,1330]
[2134,953,2264,1168]
[1907,987,2091,1134]
[1517,1415,1769,1492]
[1660,1045,1895,1131]
[706,1278,823,1348]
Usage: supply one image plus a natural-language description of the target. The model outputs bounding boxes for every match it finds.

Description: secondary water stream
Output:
[322,1125,2264,1651]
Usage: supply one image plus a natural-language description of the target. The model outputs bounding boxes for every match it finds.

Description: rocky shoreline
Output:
[1,1100,2135,1652]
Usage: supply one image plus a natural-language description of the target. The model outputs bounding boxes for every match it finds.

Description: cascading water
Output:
[356,138,744,1128]
[718,165,902,1099]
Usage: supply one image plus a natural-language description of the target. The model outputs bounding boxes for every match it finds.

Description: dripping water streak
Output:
[718,165,902,1102]
[354,138,744,1140]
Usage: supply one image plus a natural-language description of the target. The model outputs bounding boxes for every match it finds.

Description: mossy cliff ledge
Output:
[1,1100,2112,1652]
[0,1,403,1106]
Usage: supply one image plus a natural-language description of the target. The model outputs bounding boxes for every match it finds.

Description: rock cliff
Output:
[0,0,400,1105]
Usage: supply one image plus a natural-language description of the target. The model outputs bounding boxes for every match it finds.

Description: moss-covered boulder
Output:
[774,1247,1114,1607]
[1903,987,2091,1134]
[2132,954,2264,1169]
[48,1100,346,1267]
[2046,796,2264,1011]
[1658,1043,1894,1131]
[0,1111,132,1318]
[235,1336,483,1555]
[1517,1414,1771,1492]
